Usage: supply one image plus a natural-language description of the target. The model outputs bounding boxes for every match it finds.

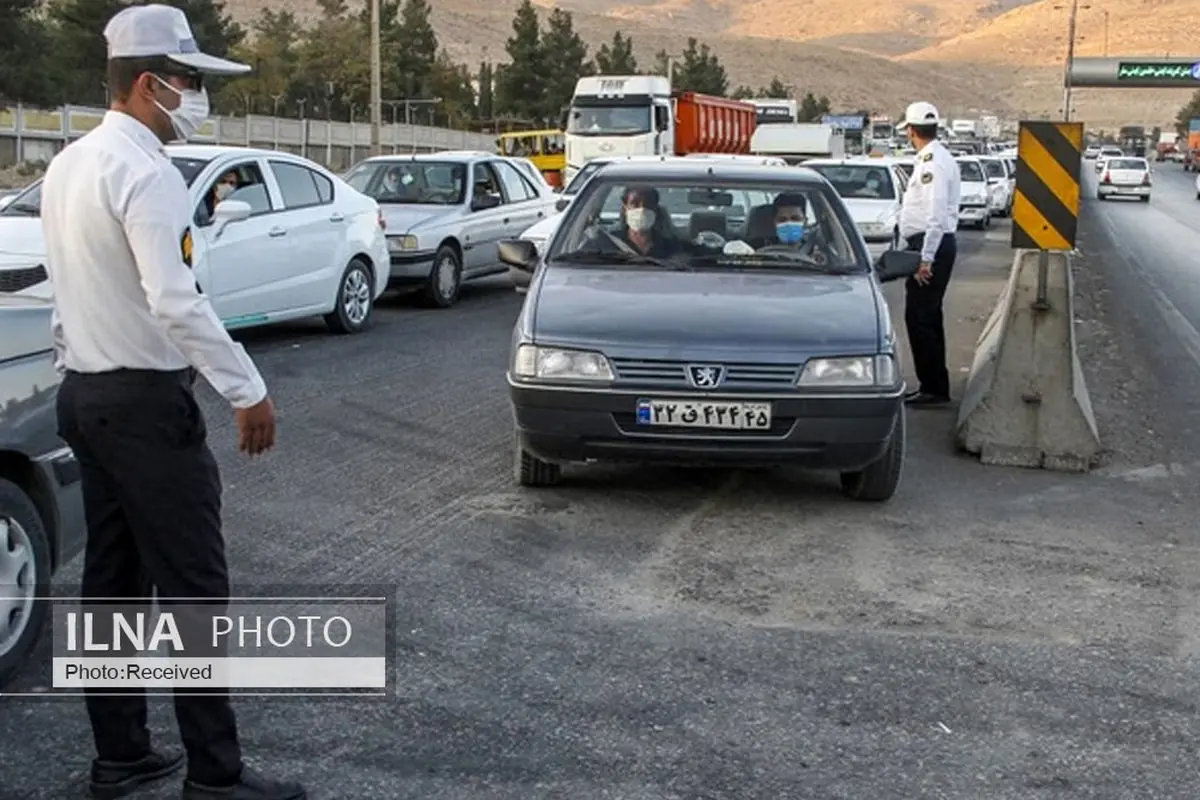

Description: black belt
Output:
[65,367,197,387]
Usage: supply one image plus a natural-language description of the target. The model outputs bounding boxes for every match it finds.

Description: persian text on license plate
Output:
[635,399,772,430]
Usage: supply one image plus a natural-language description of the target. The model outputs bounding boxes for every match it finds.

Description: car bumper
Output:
[31,445,85,571]
[958,205,988,223]
[509,377,905,470]
[387,251,435,286]
[1097,184,1149,197]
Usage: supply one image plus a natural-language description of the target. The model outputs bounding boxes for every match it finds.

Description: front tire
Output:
[324,257,374,334]
[514,433,561,487]
[418,244,462,308]
[840,407,906,502]
[0,478,51,690]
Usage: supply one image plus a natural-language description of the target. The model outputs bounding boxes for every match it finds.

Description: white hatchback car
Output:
[0,145,390,334]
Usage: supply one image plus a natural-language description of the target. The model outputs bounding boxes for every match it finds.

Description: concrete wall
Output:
[0,104,497,172]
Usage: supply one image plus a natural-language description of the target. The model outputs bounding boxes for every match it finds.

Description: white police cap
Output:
[898,101,941,129]
[104,4,250,75]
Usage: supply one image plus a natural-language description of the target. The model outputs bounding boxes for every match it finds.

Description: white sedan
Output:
[0,145,390,334]
[800,158,906,248]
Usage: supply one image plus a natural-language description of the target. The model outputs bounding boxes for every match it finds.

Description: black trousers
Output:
[56,368,241,785]
[903,232,957,398]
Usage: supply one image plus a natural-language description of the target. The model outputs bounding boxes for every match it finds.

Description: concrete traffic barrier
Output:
[955,247,1101,472]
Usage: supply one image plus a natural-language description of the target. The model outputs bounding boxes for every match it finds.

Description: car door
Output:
[492,160,549,239]
[462,161,509,275]
[266,159,345,311]
[193,158,294,326]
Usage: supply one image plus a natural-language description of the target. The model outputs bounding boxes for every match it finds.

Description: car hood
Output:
[0,216,47,259]
[841,198,897,223]
[960,180,988,195]
[378,204,460,235]
[531,267,881,360]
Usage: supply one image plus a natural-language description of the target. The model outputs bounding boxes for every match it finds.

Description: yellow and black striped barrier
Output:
[1011,121,1083,251]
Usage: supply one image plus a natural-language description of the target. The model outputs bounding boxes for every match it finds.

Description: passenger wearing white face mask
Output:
[201,170,239,223]
[586,185,685,258]
[39,5,305,800]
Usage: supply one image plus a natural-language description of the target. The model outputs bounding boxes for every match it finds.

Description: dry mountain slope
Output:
[900,0,1199,126]
[221,0,1005,114]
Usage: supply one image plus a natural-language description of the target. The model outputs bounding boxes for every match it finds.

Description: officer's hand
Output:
[915,262,934,285]
[235,397,276,456]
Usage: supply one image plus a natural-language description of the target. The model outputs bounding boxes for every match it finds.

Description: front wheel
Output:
[514,433,561,487]
[418,244,462,308]
[324,257,374,334]
[840,408,906,502]
[0,478,51,690]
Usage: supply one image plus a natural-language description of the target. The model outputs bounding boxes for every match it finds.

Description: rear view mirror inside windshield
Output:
[687,189,733,207]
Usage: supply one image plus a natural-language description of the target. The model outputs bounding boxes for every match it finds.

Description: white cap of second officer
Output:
[104,4,250,75]
[898,101,941,129]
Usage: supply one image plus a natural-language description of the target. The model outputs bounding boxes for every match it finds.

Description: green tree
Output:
[1175,89,1200,134]
[393,0,437,98]
[539,7,588,124]
[757,77,790,98]
[730,85,754,100]
[0,0,56,105]
[673,37,726,96]
[477,61,494,119]
[592,30,636,74]
[211,8,304,115]
[291,0,370,119]
[495,0,543,122]
[429,50,475,126]
[798,91,830,122]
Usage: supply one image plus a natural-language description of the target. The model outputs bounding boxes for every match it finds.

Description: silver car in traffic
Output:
[343,152,559,307]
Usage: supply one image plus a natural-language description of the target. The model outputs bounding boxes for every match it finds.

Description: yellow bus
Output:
[496,129,565,187]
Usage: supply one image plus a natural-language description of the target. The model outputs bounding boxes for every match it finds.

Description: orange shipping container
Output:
[1189,131,1200,151]
[673,92,758,155]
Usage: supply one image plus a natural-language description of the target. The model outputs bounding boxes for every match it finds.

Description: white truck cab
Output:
[564,75,673,186]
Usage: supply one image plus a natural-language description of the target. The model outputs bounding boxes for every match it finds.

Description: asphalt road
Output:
[3,217,1200,799]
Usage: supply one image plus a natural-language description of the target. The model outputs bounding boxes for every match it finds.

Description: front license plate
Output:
[635,399,772,430]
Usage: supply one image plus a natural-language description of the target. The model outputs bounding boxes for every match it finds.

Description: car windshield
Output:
[567,105,652,136]
[1108,158,1146,170]
[804,164,896,200]
[549,175,865,273]
[564,161,607,194]
[982,159,1006,179]
[958,160,984,182]
[170,157,211,187]
[343,160,466,205]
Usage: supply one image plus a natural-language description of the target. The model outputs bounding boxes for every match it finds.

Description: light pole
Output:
[1057,0,1091,121]
[369,0,382,156]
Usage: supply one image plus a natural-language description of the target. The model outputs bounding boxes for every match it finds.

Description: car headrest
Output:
[689,211,727,240]
[743,204,777,241]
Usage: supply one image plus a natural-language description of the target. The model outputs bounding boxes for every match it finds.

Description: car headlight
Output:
[513,344,614,381]
[797,355,896,387]
[387,235,419,252]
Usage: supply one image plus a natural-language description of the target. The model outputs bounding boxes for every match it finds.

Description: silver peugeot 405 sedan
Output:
[499,160,919,502]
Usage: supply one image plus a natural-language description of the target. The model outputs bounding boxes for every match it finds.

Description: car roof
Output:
[166,144,285,159]
[358,151,490,164]
[593,160,826,184]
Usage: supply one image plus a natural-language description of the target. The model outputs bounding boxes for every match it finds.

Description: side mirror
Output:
[471,192,501,211]
[555,197,570,212]
[498,239,538,273]
[874,248,921,283]
[212,199,251,239]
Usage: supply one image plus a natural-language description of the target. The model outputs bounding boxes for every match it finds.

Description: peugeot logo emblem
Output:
[687,364,725,388]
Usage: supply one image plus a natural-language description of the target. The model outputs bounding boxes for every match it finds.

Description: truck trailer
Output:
[750,123,845,163]
[563,75,757,184]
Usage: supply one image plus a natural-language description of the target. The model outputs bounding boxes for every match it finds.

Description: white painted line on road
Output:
[1097,211,1200,371]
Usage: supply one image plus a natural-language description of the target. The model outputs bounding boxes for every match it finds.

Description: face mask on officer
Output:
[153,75,210,142]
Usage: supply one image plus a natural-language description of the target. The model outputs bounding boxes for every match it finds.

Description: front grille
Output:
[609,357,798,388]
[0,264,47,293]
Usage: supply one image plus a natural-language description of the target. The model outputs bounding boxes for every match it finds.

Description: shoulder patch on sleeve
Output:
[921,171,934,184]
[922,152,933,162]
[181,228,193,267]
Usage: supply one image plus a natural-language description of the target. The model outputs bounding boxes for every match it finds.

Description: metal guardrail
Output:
[0,103,496,171]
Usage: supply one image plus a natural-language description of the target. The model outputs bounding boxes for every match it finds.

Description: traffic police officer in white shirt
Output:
[896,101,961,408]
[41,5,304,800]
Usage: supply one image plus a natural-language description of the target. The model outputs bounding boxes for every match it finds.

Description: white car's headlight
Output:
[387,235,419,252]
[797,355,896,387]
[513,345,614,381]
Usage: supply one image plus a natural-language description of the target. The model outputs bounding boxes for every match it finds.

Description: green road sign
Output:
[1116,62,1200,82]
[1069,58,1200,88]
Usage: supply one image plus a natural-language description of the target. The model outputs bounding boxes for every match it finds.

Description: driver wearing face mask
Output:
[202,170,238,222]
[863,169,884,197]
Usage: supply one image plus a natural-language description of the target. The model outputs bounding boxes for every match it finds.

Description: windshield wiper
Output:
[688,252,857,273]
[555,249,687,269]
